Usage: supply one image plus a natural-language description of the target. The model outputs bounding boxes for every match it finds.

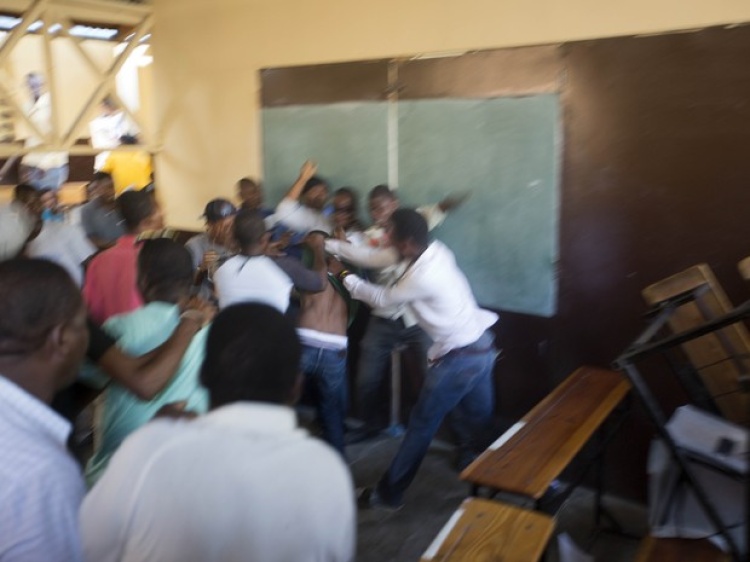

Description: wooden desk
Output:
[460,366,631,500]
[420,498,555,562]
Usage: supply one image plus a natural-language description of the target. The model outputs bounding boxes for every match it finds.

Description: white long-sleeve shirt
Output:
[343,240,498,360]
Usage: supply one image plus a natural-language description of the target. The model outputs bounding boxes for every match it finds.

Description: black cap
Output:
[202,199,238,223]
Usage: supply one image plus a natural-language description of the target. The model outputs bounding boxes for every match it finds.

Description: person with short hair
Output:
[85,239,209,485]
[83,190,164,324]
[331,187,365,245]
[269,160,333,235]
[237,177,273,217]
[80,303,355,562]
[341,209,498,509]
[0,259,89,560]
[80,172,125,250]
[185,198,237,300]
[213,209,325,311]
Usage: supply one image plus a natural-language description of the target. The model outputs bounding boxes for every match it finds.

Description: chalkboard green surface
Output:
[261,95,560,317]
[398,96,560,317]
[262,102,389,204]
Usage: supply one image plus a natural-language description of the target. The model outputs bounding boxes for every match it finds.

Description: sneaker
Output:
[356,487,404,512]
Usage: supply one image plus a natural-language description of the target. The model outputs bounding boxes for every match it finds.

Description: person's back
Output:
[83,190,163,324]
[86,239,208,485]
[81,303,355,562]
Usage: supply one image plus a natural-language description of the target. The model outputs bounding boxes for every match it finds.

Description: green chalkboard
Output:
[261,95,560,317]
[262,102,389,204]
[398,96,560,317]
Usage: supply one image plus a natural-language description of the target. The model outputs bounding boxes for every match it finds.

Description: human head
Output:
[237,177,263,211]
[137,238,193,304]
[368,184,400,227]
[332,187,359,230]
[101,96,118,115]
[0,259,88,401]
[117,190,163,234]
[232,208,268,251]
[25,72,44,101]
[300,176,328,211]
[388,208,430,260]
[89,172,115,203]
[202,198,237,243]
[200,303,301,408]
[119,134,139,145]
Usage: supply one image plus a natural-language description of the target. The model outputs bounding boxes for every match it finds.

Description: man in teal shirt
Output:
[87,239,209,485]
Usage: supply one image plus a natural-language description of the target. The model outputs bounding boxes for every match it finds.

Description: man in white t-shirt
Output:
[214,209,325,311]
[268,160,333,235]
[80,302,355,562]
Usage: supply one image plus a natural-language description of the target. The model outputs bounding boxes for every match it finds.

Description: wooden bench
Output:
[635,536,730,562]
[420,498,555,562]
[460,366,631,504]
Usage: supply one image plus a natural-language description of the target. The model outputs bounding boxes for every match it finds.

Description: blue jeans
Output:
[356,316,431,429]
[300,344,348,456]
[376,330,496,505]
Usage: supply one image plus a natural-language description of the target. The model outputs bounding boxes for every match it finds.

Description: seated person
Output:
[185,198,237,300]
[85,239,209,485]
[80,172,125,250]
[268,160,332,235]
[100,134,153,195]
[213,209,325,311]
[80,303,355,562]
[83,190,163,324]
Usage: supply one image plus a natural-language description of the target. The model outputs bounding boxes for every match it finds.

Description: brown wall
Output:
[262,24,750,500]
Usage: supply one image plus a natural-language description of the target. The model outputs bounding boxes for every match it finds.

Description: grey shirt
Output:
[80,200,125,246]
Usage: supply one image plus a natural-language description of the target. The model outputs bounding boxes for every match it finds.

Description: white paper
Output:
[422,507,465,560]
[488,421,527,451]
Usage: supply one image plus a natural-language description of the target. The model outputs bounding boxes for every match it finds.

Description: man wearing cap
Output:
[185,199,238,301]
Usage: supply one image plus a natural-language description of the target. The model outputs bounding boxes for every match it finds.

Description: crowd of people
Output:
[0,160,499,561]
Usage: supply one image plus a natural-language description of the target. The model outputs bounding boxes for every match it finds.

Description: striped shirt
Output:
[0,375,85,561]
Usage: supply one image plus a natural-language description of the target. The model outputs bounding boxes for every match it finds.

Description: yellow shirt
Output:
[101,150,153,195]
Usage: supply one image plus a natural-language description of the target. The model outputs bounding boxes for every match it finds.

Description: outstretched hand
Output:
[300,160,318,181]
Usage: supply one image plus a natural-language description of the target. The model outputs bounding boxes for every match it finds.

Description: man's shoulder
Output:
[185,233,208,248]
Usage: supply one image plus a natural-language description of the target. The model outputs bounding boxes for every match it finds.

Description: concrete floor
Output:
[347,434,648,562]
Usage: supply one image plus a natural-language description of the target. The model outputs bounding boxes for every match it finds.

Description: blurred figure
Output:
[80,172,125,250]
[185,198,238,301]
[39,188,65,222]
[100,135,153,196]
[18,72,69,190]
[237,177,273,217]
[89,96,137,171]
[331,187,365,245]
[269,160,332,235]
[81,303,355,562]
[0,259,89,560]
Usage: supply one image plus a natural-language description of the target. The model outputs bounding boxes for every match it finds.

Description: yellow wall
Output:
[152,0,750,229]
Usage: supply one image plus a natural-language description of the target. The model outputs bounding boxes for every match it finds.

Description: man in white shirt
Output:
[268,160,333,235]
[0,259,90,561]
[325,185,466,439]
[340,209,498,509]
[214,209,325,311]
[80,302,356,562]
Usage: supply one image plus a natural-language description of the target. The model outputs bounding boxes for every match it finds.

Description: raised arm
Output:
[325,238,400,269]
[282,160,318,202]
[93,307,210,400]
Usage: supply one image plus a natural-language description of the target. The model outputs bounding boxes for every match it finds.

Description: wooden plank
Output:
[460,366,631,499]
[642,264,750,425]
[634,536,729,562]
[420,498,554,562]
